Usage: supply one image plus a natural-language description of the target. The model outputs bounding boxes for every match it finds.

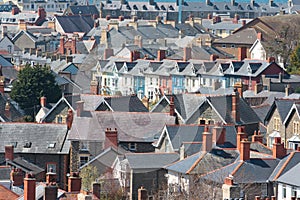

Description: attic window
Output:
[169,5,174,10]
[224,4,230,10]
[155,5,160,10]
[247,4,252,10]
[238,4,243,10]
[133,5,138,10]
[142,5,147,10]
[213,5,218,10]
[48,143,56,148]
[161,5,166,10]
[126,4,131,10]
[24,142,32,148]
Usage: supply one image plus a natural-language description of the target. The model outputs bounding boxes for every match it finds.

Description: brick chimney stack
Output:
[71,37,76,54]
[236,126,246,152]
[183,47,192,61]
[46,171,57,184]
[138,186,148,200]
[10,168,23,186]
[103,48,114,60]
[68,172,81,192]
[76,101,84,117]
[240,139,251,161]
[90,80,100,95]
[237,47,247,61]
[44,182,58,200]
[5,101,10,120]
[92,182,101,199]
[273,137,286,159]
[232,89,240,123]
[212,124,225,145]
[5,145,14,161]
[59,36,65,54]
[66,109,74,130]
[157,50,166,61]
[40,96,46,107]
[105,128,118,148]
[202,126,213,152]
[252,130,263,143]
[169,96,175,116]
[24,173,36,200]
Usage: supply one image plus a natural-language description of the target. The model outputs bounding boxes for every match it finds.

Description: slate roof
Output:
[0,166,10,180]
[166,148,239,175]
[7,157,44,175]
[80,146,124,174]
[99,95,149,112]
[213,28,258,45]
[0,94,24,122]
[68,111,175,142]
[0,123,70,155]
[55,15,94,34]
[276,161,300,186]
[265,99,297,122]
[68,5,99,16]
[202,158,280,184]
[125,152,179,170]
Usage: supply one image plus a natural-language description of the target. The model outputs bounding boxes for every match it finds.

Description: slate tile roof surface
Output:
[55,15,94,33]
[7,157,44,175]
[69,111,175,142]
[125,152,179,169]
[0,123,70,154]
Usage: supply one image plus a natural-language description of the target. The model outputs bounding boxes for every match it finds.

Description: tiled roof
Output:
[0,184,19,200]
[101,95,149,112]
[0,123,70,154]
[68,5,99,15]
[68,111,175,142]
[126,152,179,169]
[276,161,300,186]
[7,157,44,175]
[0,166,10,180]
[55,15,94,34]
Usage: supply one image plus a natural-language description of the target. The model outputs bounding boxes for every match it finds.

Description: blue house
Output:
[170,62,189,94]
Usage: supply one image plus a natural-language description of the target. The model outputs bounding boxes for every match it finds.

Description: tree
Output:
[288,42,300,74]
[80,165,99,191]
[10,64,61,117]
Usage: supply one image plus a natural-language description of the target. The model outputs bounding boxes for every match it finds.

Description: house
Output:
[0,123,70,189]
[265,99,299,148]
[151,92,261,135]
[68,106,176,172]
[12,30,47,52]
[112,152,179,200]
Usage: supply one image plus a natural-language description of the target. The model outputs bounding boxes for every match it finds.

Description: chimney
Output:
[92,182,101,199]
[233,82,243,98]
[138,186,148,200]
[66,56,73,63]
[269,0,273,6]
[46,171,57,184]
[68,172,81,192]
[207,13,212,19]
[222,176,241,199]
[71,37,76,54]
[100,29,108,45]
[210,54,219,61]
[2,26,7,38]
[48,21,55,31]
[59,36,65,54]
[224,176,234,186]
[267,57,275,63]
[130,50,140,62]
[103,48,114,60]
[183,47,192,61]
[40,96,46,107]
[18,19,27,31]
[242,20,246,26]
[169,96,175,116]
[5,145,14,161]
[202,126,213,152]
[257,32,262,40]
[11,7,19,15]
[24,173,36,200]
[66,109,74,130]
[212,124,225,145]
[231,0,235,6]
[255,196,261,200]
[252,130,263,143]
[10,168,24,186]
[254,83,263,94]
[0,79,4,94]
[134,35,142,48]
[105,128,118,148]
[76,101,84,117]
[157,50,166,61]
[5,101,10,120]
[38,7,46,19]
[232,89,240,123]
[272,137,286,159]
[236,126,246,152]
[238,47,247,61]
[90,80,100,95]
[271,196,276,200]
[240,139,250,161]
[44,182,58,200]
[233,14,240,24]
[142,96,149,110]
[285,84,292,96]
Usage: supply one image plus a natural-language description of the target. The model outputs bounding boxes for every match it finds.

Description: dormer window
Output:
[161,5,166,10]
[133,5,138,10]
[219,66,223,73]
[238,4,243,10]
[225,4,230,10]
[169,5,174,10]
[142,5,147,10]
[24,142,32,148]
[48,143,56,148]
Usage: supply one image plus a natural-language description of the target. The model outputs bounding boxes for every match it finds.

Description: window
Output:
[192,79,195,87]
[125,77,127,85]
[293,121,299,134]
[292,187,297,198]
[80,156,89,167]
[7,45,12,54]
[156,78,159,86]
[47,163,57,173]
[150,78,153,85]
[274,117,280,131]
[283,185,286,198]
[148,91,154,101]
[222,44,226,48]
[128,143,137,151]
[231,44,235,48]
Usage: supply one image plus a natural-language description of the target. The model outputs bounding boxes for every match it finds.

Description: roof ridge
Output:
[230,161,244,176]
[186,152,206,174]
[273,152,295,181]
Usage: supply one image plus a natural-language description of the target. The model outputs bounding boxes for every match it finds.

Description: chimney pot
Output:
[203,126,213,152]
[240,140,251,161]
[68,172,82,192]
[40,96,46,107]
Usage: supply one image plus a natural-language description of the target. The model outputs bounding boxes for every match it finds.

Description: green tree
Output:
[288,42,300,74]
[10,64,61,117]
[80,165,99,191]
